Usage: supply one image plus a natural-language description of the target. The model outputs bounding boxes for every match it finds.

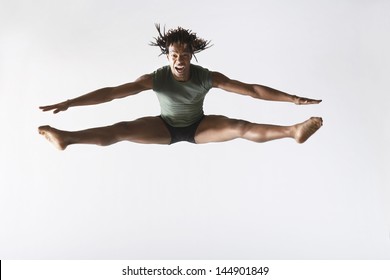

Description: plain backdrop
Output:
[1,0,389,259]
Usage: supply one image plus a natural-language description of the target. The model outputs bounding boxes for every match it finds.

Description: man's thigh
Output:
[116,116,171,144]
[194,115,249,144]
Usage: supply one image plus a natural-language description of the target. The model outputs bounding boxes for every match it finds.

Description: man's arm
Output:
[211,72,321,105]
[40,74,153,114]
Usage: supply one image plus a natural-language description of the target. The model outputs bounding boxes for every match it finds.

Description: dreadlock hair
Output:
[150,24,212,62]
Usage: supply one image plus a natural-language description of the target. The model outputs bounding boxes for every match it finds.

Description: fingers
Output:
[39,105,58,113]
[39,101,69,113]
[303,99,321,104]
[296,97,322,105]
[39,105,53,112]
[39,105,53,111]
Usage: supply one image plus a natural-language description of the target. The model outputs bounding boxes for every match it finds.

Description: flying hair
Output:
[150,24,212,61]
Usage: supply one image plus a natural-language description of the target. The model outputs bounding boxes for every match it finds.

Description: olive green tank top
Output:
[152,64,213,127]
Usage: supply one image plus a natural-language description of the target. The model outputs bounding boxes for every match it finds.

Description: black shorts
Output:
[159,115,205,144]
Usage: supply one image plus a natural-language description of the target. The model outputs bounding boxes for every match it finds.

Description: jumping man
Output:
[39,24,323,150]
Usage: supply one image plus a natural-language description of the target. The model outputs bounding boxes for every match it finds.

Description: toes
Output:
[311,117,323,127]
[38,125,51,134]
[295,117,323,144]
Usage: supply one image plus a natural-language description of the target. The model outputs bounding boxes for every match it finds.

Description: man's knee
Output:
[228,119,252,137]
[108,121,137,142]
[214,118,252,139]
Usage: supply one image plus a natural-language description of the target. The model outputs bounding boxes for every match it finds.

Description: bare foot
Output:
[294,117,323,143]
[38,126,67,150]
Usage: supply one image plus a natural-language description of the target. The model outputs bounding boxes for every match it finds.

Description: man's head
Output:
[150,24,211,81]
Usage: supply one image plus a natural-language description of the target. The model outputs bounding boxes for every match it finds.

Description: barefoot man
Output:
[39,24,323,150]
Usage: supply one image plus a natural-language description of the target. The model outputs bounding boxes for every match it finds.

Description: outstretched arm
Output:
[212,72,321,105]
[39,74,153,113]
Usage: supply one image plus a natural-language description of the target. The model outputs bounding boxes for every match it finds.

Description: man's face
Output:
[167,42,192,81]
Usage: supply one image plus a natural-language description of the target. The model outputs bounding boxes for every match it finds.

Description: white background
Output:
[1,0,389,259]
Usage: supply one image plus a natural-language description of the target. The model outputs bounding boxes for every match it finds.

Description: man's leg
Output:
[194,115,322,144]
[38,116,171,150]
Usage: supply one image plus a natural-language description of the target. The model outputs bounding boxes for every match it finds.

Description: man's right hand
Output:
[39,100,70,114]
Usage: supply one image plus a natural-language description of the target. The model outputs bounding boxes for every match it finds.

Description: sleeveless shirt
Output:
[152,64,213,127]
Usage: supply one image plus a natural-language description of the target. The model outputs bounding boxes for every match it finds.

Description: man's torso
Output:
[152,64,213,127]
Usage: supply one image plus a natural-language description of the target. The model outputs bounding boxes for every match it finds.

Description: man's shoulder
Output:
[191,63,209,72]
[153,65,170,80]
[154,65,170,74]
[190,64,213,90]
[152,65,171,91]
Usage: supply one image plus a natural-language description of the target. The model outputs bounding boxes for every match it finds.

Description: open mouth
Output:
[175,65,185,74]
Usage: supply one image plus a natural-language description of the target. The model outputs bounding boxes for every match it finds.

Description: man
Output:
[39,25,322,150]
